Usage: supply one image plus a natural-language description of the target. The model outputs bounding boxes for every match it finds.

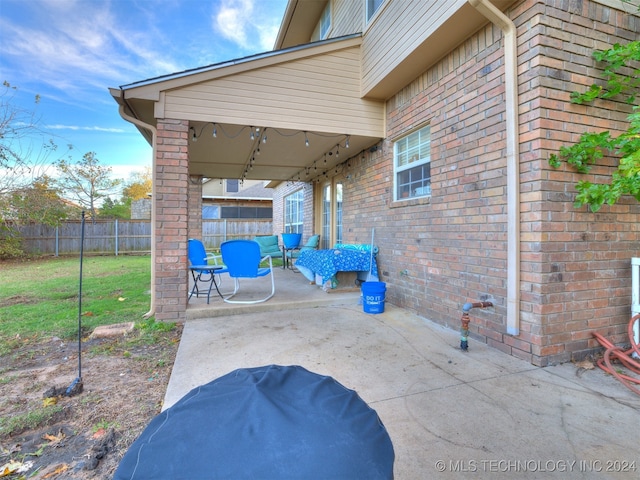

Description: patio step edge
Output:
[186,294,360,320]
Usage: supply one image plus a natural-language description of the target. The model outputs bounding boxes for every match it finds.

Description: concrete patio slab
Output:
[166,290,640,479]
[185,265,361,319]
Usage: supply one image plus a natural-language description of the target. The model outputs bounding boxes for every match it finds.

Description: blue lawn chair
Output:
[187,239,223,304]
[219,240,275,304]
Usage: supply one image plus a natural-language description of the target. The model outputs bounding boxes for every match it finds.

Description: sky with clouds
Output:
[0,0,288,181]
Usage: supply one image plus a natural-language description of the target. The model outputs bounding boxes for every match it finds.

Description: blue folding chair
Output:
[219,240,275,304]
[188,239,223,304]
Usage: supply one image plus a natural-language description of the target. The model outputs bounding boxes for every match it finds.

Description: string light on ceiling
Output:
[189,123,367,183]
[287,140,375,186]
[189,123,345,150]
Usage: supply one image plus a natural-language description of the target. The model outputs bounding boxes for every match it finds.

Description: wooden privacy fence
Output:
[13,219,273,256]
[201,219,273,251]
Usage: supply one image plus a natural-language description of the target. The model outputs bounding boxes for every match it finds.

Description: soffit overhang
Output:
[362,0,519,100]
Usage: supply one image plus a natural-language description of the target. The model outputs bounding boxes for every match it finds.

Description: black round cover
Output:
[114,365,394,479]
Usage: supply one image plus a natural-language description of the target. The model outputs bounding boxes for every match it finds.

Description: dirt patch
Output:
[0,295,38,308]
[0,325,182,479]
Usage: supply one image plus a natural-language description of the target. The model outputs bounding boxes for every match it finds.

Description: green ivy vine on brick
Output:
[549,39,640,212]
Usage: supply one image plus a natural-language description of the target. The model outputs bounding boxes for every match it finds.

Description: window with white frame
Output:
[366,0,384,22]
[320,2,331,39]
[226,179,239,193]
[284,190,304,233]
[394,125,431,200]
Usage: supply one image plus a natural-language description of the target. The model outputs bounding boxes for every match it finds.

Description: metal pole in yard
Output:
[65,211,85,396]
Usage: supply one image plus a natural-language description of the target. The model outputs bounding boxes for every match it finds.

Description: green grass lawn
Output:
[0,255,154,341]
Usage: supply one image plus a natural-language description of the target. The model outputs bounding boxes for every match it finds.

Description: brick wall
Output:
[271,185,284,236]
[355,17,514,357]
[155,119,190,322]
[273,0,639,366]
[188,175,203,240]
[519,0,640,364]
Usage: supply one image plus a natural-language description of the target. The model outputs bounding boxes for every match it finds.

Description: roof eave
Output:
[274,0,328,50]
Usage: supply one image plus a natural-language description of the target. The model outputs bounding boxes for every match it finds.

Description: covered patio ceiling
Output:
[187,121,380,184]
[110,34,384,186]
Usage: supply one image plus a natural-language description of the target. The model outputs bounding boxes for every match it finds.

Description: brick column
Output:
[154,119,189,322]
[188,175,203,241]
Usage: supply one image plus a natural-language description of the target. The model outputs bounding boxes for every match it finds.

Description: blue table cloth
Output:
[114,365,394,479]
[294,248,377,284]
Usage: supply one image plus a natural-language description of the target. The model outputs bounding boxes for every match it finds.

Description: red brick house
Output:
[111,0,639,366]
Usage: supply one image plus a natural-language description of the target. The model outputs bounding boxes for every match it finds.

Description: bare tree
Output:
[53,152,122,220]
[0,82,74,257]
[0,81,67,198]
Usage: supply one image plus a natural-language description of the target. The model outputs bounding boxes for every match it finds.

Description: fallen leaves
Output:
[575,359,595,370]
[0,460,33,477]
[3,441,71,478]
[42,430,66,446]
[575,358,596,377]
[42,463,69,478]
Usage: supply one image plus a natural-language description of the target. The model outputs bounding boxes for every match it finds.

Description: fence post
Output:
[55,225,59,257]
[115,219,119,256]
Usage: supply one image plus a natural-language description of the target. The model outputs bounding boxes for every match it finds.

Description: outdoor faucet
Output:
[460,301,493,351]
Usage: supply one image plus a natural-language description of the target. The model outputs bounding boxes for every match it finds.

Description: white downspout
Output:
[118,103,158,319]
[468,0,520,335]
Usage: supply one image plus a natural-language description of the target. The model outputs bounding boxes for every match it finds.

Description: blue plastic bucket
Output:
[362,281,386,314]
[282,233,302,248]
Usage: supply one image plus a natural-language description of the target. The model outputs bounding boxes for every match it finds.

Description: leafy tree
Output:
[549,41,640,212]
[8,176,74,224]
[0,177,74,258]
[53,152,122,220]
[100,196,131,219]
[99,168,152,219]
[123,167,152,201]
